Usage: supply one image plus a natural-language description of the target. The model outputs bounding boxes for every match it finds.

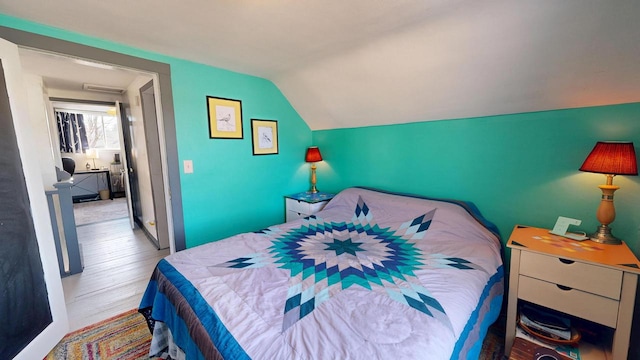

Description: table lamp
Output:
[579,141,637,244]
[305,146,323,193]
[86,148,99,170]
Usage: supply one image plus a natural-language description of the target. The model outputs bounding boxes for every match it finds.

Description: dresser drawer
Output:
[518,275,619,328]
[519,251,622,300]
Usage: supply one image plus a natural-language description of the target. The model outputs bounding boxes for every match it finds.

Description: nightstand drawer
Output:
[285,198,326,215]
[286,210,304,222]
[519,251,622,300]
[518,275,619,328]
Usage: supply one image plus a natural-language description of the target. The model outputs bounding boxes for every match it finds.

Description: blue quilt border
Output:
[450,265,504,359]
[140,259,250,360]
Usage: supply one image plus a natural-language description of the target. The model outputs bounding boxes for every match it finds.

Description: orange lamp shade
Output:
[305,146,323,163]
[579,141,638,175]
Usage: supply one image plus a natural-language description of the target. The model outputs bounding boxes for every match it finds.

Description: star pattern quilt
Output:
[140,187,504,360]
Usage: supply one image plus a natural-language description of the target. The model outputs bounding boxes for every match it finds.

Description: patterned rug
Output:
[73,198,128,226]
[480,323,506,360]
[45,308,505,359]
[45,309,151,360]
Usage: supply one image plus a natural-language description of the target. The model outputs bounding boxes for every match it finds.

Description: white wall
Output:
[23,74,57,189]
[63,149,119,172]
[126,74,157,240]
[44,96,61,171]
[47,88,124,104]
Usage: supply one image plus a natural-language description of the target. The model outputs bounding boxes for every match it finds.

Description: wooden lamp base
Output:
[590,181,621,245]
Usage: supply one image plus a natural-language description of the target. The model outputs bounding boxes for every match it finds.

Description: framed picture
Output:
[207,96,243,139]
[251,119,278,155]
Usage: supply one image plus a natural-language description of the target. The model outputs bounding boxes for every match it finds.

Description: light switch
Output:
[184,160,193,174]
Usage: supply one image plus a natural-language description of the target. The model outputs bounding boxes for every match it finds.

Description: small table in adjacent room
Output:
[71,169,113,202]
[284,191,335,222]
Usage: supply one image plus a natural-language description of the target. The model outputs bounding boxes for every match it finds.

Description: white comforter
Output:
[142,187,503,359]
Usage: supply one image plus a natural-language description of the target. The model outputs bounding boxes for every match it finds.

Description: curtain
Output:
[56,111,88,153]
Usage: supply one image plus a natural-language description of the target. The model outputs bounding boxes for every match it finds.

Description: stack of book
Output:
[517,305,580,360]
[520,305,572,340]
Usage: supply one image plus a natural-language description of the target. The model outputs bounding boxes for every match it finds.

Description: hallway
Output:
[61,218,169,331]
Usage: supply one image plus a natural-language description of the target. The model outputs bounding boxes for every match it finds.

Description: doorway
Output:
[51,100,131,222]
[0,25,185,251]
[0,26,185,332]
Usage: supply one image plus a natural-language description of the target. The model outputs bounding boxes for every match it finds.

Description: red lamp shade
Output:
[579,141,638,175]
[305,146,323,163]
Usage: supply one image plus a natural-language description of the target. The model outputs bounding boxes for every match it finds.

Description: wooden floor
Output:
[62,217,169,331]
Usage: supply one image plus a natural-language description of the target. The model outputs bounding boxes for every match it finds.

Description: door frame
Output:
[0,25,186,251]
[140,80,170,249]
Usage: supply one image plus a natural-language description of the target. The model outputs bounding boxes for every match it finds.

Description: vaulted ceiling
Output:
[1,0,639,130]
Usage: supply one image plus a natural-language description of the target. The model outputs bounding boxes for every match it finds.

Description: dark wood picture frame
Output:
[251,119,278,155]
[206,96,243,139]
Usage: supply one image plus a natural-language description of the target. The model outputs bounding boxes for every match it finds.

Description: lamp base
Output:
[309,164,318,193]
[589,225,622,245]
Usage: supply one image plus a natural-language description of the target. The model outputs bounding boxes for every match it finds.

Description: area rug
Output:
[45,308,505,359]
[45,309,151,360]
[479,325,506,360]
[74,198,128,226]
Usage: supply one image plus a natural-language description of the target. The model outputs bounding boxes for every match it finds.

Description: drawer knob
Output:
[559,258,574,265]
[556,284,572,291]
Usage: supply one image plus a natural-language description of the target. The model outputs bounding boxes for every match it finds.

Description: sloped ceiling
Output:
[1,0,639,130]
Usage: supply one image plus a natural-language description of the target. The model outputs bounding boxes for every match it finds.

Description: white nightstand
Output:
[284,191,335,222]
[505,225,640,360]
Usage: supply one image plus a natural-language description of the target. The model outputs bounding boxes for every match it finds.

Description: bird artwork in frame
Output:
[207,96,243,139]
[251,119,278,155]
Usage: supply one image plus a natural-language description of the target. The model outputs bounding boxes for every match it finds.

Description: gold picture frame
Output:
[207,96,243,139]
[251,119,278,155]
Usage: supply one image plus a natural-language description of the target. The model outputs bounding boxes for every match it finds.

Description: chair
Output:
[62,157,75,176]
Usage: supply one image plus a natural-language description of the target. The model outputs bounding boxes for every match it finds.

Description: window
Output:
[55,109,119,153]
[82,113,119,149]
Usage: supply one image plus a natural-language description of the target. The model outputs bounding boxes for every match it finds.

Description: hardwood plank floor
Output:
[62,217,169,331]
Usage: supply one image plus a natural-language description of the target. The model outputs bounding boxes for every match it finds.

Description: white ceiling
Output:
[18,48,140,93]
[2,0,639,130]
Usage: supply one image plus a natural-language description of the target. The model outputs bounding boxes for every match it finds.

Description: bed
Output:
[139,187,504,359]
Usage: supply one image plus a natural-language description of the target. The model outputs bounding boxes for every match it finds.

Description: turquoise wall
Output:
[171,61,311,246]
[4,14,640,356]
[313,103,640,257]
[0,15,312,248]
[3,14,639,256]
